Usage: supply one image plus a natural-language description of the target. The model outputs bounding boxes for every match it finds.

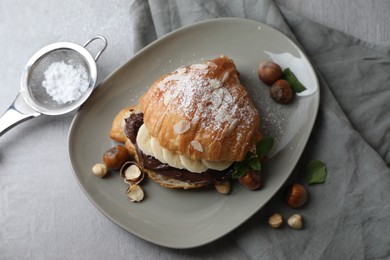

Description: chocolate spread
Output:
[124,113,144,144]
[124,112,232,184]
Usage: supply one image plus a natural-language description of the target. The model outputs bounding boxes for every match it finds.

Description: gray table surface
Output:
[1,1,388,259]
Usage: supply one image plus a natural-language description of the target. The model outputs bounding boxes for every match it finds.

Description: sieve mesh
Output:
[27,49,91,110]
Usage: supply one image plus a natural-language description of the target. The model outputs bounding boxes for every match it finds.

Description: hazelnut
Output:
[270,79,293,104]
[287,214,303,229]
[102,145,131,170]
[284,183,308,208]
[239,170,262,190]
[268,213,283,228]
[126,184,144,202]
[214,181,231,194]
[92,163,108,177]
[258,60,283,85]
[120,162,144,185]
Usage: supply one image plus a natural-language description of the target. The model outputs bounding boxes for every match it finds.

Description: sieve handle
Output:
[0,93,41,137]
[83,35,108,61]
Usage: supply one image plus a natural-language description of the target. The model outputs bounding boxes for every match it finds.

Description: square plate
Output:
[68,18,319,249]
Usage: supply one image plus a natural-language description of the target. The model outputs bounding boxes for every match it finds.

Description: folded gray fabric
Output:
[282,7,390,164]
[129,0,390,259]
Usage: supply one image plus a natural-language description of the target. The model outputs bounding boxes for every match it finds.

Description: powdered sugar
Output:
[157,59,257,139]
[42,60,89,104]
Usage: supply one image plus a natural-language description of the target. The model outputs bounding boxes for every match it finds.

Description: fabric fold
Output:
[280,7,390,163]
[127,0,390,258]
[129,0,158,53]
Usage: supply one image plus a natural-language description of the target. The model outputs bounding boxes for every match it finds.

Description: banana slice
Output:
[136,124,233,172]
[136,124,153,156]
[179,155,208,173]
[162,148,185,169]
[150,137,167,163]
[202,159,233,171]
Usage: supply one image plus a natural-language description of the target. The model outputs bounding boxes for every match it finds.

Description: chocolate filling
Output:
[124,113,144,144]
[124,113,232,184]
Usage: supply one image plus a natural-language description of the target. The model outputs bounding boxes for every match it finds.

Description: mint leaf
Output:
[246,151,257,160]
[283,68,307,93]
[232,163,248,179]
[232,137,274,179]
[305,160,327,185]
[256,136,274,158]
[249,158,261,171]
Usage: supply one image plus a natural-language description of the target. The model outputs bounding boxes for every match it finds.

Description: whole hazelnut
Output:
[287,214,303,229]
[214,181,231,194]
[270,79,293,104]
[268,213,283,228]
[258,60,283,85]
[239,170,262,190]
[102,145,131,170]
[284,183,308,208]
[92,163,108,177]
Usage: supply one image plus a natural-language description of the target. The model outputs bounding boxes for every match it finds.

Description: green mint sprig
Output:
[283,68,307,93]
[232,136,274,179]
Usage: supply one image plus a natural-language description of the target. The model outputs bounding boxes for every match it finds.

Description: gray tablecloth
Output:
[1,0,389,259]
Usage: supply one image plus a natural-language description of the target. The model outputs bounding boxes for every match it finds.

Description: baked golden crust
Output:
[140,55,261,162]
[145,169,207,189]
[109,105,141,143]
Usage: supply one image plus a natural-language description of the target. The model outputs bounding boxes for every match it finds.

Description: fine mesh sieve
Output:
[26,49,90,111]
[0,36,107,136]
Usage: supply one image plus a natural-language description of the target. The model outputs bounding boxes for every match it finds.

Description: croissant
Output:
[110,55,262,189]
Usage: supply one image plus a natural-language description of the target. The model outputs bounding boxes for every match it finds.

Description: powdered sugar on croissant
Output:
[140,55,261,162]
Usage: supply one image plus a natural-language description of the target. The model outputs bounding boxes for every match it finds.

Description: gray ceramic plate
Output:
[68,18,319,249]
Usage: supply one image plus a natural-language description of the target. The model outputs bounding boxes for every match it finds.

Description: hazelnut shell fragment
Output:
[120,161,144,185]
[126,184,144,202]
